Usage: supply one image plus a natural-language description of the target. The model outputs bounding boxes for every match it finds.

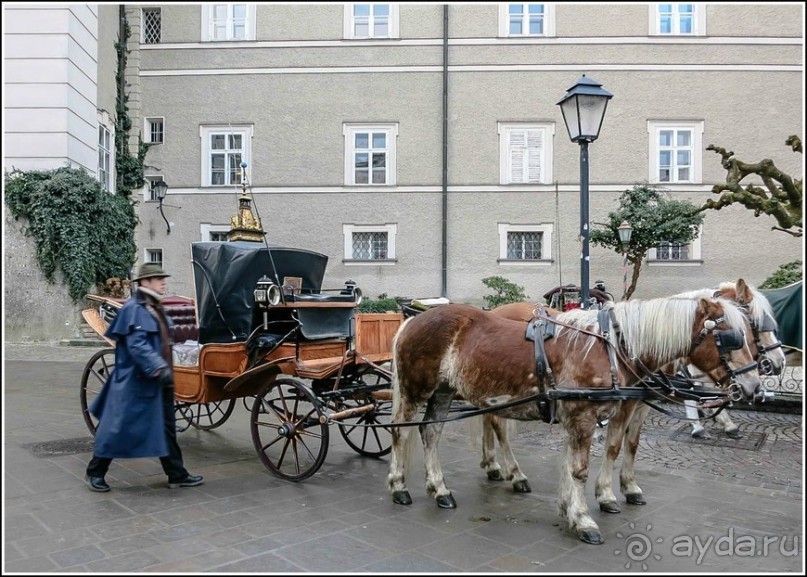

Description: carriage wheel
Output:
[250,376,329,481]
[337,368,393,457]
[174,402,194,433]
[184,399,236,430]
[80,348,116,436]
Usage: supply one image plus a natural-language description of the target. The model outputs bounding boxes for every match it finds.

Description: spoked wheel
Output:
[174,402,194,433]
[251,377,329,481]
[184,400,236,430]
[337,368,393,457]
[80,348,115,436]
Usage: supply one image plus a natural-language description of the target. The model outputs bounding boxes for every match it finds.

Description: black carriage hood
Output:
[191,241,328,344]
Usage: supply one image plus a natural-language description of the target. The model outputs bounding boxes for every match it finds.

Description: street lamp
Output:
[153,180,171,234]
[617,220,633,300]
[557,74,613,309]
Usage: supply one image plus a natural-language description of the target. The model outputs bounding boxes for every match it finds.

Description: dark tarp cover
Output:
[191,241,328,344]
[760,280,802,350]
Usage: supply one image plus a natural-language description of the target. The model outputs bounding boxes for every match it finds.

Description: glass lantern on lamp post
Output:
[557,75,613,309]
[617,220,633,300]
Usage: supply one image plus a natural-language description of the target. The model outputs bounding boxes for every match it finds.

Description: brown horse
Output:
[387,298,762,544]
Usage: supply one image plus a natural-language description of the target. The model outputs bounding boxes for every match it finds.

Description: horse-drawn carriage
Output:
[80,240,403,481]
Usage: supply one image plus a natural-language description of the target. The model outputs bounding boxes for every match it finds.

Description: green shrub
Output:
[759,261,803,289]
[481,276,529,308]
[358,296,400,313]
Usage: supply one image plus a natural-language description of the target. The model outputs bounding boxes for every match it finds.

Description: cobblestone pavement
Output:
[3,343,804,573]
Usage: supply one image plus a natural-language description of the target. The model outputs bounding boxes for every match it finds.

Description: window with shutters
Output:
[498,223,553,265]
[498,122,554,185]
[201,4,256,41]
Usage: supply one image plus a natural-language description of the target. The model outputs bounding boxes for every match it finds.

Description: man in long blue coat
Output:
[85,263,203,492]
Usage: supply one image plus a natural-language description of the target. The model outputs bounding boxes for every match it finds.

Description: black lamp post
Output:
[617,220,633,300]
[153,180,171,234]
[557,74,613,309]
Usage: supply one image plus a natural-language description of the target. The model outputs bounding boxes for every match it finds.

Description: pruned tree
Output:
[590,184,704,300]
[699,135,802,238]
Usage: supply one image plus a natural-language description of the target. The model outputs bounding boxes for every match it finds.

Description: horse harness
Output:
[523,305,754,422]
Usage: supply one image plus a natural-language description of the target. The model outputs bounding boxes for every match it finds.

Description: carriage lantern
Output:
[254,276,282,330]
[557,74,613,309]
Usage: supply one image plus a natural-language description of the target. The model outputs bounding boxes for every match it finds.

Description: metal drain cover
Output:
[670,425,767,451]
[22,437,95,457]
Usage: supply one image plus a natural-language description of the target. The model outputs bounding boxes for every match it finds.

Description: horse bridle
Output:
[690,315,757,402]
[741,307,783,376]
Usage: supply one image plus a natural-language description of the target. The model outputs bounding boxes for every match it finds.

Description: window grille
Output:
[145,249,163,267]
[507,231,542,260]
[210,231,229,242]
[142,8,161,44]
[656,241,688,260]
[352,232,388,260]
[147,119,164,144]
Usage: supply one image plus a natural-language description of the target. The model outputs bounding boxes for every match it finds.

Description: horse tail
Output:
[390,316,421,476]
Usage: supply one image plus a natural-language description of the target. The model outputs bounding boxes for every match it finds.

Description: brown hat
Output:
[134,262,170,281]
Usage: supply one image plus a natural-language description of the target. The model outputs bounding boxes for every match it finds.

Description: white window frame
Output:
[497,223,553,266]
[144,117,164,144]
[200,125,253,187]
[498,3,556,37]
[141,7,162,44]
[200,223,231,242]
[343,3,400,39]
[144,248,163,267]
[343,123,398,186]
[498,122,554,185]
[343,223,397,265]
[647,120,703,184]
[98,124,113,192]
[647,226,703,266]
[649,3,706,36]
[144,176,165,202]
[201,3,256,41]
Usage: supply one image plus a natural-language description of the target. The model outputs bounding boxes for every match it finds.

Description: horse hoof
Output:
[599,501,621,514]
[691,429,707,439]
[392,491,412,505]
[579,529,604,545]
[487,470,504,481]
[436,494,457,508]
[626,493,646,506]
[512,480,532,493]
[725,429,741,439]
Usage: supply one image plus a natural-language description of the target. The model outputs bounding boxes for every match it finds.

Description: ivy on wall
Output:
[115,18,150,196]
[4,167,138,302]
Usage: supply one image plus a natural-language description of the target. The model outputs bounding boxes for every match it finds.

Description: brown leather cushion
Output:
[164,304,199,343]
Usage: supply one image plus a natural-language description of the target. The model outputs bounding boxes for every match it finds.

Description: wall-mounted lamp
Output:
[153,180,170,234]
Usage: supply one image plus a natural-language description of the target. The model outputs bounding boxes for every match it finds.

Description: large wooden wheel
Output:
[250,376,329,481]
[337,367,393,457]
[80,348,116,435]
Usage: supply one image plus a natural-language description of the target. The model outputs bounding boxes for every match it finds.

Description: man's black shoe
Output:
[87,476,110,492]
[167,474,204,489]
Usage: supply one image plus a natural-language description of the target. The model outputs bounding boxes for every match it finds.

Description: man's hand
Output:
[155,369,174,387]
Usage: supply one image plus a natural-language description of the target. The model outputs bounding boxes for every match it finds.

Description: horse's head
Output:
[689,297,762,403]
[716,278,786,376]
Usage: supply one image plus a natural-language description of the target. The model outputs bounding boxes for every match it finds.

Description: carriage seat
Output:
[164,304,200,343]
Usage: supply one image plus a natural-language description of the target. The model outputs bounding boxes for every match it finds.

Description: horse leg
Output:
[421,390,456,508]
[619,402,650,506]
[488,415,530,492]
[480,413,503,481]
[714,409,740,436]
[686,399,707,438]
[594,401,632,514]
[387,380,426,506]
[558,403,603,545]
